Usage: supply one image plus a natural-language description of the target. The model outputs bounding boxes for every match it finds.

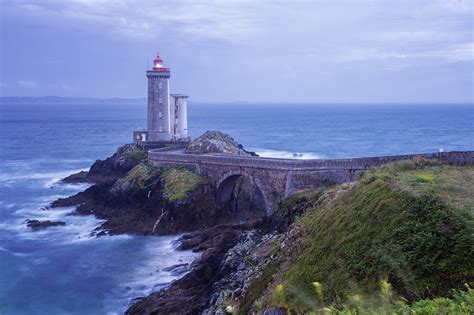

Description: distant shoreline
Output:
[0,96,147,105]
[1,96,472,106]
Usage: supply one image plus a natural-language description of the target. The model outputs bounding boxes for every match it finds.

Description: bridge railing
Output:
[148,150,474,171]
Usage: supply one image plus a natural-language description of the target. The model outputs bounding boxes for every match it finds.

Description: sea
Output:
[0,102,473,314]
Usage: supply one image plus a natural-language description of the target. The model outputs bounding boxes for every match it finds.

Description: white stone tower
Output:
[170,94,189,140]
[146,54,172,141]
[133,52,189,144]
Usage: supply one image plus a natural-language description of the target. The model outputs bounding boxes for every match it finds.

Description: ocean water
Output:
[0,102,473,314]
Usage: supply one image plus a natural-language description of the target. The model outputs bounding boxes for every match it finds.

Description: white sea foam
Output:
[252,148,323,159]
[0,168,89,188]
[106,236,201,314]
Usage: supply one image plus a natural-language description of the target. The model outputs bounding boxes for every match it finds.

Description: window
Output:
[159,111,163,118]
[159,127,163,132]
[159,97,162,103]
[158,82,162,89]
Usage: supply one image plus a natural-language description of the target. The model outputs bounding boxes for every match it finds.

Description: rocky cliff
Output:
[50,135,474,315]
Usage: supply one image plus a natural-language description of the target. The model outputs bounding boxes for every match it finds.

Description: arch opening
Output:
[216,173,268,219]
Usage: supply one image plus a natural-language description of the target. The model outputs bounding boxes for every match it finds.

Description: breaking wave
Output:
[252,148,323,159]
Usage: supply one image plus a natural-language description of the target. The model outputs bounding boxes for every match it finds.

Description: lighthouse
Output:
[133,52,189,144]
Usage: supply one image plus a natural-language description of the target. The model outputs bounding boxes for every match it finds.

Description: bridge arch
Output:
[216,171,272,216]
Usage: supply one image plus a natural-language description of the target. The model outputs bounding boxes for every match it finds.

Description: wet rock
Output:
[162,263,190,276]
[126,224,251,315]
[62,170,90,183]
[26,219,65,230]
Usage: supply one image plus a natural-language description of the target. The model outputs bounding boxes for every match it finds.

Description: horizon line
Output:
[0,96,473,105]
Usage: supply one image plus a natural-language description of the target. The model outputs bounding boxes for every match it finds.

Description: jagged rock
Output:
[185,131,258,157]
[63,144,148,184]
[126,225,247,315]
[26,219,65,230]
[202,230,279,314]
[162,263,190,276]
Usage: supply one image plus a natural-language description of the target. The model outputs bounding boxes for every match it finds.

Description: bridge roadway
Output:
[148,147,474,214]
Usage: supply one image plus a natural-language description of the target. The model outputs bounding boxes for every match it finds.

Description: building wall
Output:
[177,97,188,139]
[170,95,188,140]
[147,71,171,141]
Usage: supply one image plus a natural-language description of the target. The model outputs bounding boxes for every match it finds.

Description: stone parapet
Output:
[148,150,474,172]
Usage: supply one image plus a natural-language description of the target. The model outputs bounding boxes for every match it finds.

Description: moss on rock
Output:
[162,168,207,201]
[126,146,147,161]
[113,163,161,192]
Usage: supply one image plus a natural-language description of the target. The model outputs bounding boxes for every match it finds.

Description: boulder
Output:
[26,219,65,230]
[185,131,258,157]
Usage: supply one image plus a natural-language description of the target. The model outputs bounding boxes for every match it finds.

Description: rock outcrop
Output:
[52,163,219,235]
[126,222,264,315]
[63,144,147,184]
[26,219,66,230]
[185,131,258,157]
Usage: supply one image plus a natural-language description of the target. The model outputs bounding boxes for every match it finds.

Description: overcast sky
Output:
[0,0,472,102]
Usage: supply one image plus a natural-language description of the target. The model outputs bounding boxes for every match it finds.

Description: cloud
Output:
[334,42,473,64]
[16,80,38,88]
[47,83,78,91]
[2,0,260,43]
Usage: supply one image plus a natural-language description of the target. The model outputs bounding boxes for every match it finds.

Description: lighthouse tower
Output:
[146,54,172,141]
[133,52,189,145]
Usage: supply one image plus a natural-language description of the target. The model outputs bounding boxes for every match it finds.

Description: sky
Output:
[0,0,472,103]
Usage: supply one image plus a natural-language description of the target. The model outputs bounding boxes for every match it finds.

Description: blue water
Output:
[0,102,473,314]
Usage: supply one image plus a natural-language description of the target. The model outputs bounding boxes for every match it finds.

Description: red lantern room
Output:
[152,53,169,71]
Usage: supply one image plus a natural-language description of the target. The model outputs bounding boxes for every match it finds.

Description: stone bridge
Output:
[148,148,474,215]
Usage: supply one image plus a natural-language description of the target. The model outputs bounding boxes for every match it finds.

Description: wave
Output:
[252,148,323,159]
[106,236,200,314]
[0,168,89,188]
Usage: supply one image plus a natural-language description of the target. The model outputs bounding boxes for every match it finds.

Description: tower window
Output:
[159,111,163,118]
[159,97,162,103]
[158,82,162,89]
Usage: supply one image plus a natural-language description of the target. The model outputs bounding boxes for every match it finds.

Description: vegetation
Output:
[269,281,474,314]
[162,168,207,201]
[395,164,474,214]
[274,189,327,229]
[239,259,283,315]
[265,161,474,313]
[126,145,147,161]
[118,162,161,190]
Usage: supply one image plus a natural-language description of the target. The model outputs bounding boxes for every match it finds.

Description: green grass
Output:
[271,282,474,314]
[126,146,147,161]
[119,163,160,189]
[395,165,474,214]
[274,188,326,226]
[162,168,207,201]
[269,163,474,313]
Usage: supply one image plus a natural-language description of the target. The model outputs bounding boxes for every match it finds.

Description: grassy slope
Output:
[263,162,474,313]
[162,168,207,201]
